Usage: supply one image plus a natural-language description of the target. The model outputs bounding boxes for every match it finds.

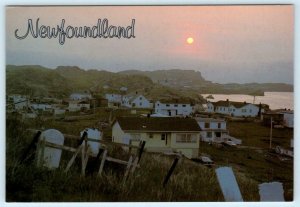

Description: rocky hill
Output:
[6,65,293,101]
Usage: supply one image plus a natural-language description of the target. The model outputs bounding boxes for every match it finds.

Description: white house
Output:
[120,87,128,92]
[8,94,28,110]
[206,100,267,117]
[279,110,294,128]
[68,100,90,112]
[54,108,66,115]
[31,103,53,111]
[122,95,152,108]
[195,117,241,144]
[105,93,122,108]
[154,101,193,117]
[112,117,201,158]
[70,92,92,100]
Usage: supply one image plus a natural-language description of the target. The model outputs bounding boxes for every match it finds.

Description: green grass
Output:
[6,113,293,201]
[227,121,293,149]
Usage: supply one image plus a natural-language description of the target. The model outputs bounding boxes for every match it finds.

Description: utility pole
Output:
[269,117,273,149]
[93,99,96,114]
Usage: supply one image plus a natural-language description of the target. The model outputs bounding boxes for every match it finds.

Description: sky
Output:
[5,5,294,84]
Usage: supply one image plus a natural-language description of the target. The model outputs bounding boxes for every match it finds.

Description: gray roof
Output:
[116,116,201,132]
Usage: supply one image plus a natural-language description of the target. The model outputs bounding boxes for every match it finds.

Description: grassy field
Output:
[6,110,293,201]
[227,120,293,149]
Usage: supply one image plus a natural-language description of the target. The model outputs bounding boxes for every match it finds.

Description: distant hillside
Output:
[6,65,203,103]
[119,69,293,95]
[6,65,293,101]
[119,69,210,87]
[6,65,73,97]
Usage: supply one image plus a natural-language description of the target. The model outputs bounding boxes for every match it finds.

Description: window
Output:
[205,122,210,128]
[166,104,170,107]
[207,132,212,138]
[233,109,235,112]
[139,102,142,106]
[176,134,197,143]
[218,123,221,129]
[182,105,186,107]
[130,133,141,141]
[161,133,166,140]
[250,109,252,113]
[242,109,247,113]
[149,133,153,138]
[215,132,221,137]
[174,104,178,107]
[140,97,142,100]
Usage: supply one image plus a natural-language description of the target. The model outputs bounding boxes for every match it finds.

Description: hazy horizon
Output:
[6,6,294,84]
[6,63,294,85]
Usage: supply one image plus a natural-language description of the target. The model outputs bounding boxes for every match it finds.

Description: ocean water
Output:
[201,92,294,110]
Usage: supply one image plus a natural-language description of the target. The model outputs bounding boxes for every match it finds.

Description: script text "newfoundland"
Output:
[15,18,136,45]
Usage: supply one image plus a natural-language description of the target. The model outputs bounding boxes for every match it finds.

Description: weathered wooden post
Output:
[137,141,146,164]
[20,130,41,163]
[163,154,181,187]
[98,149,108,176]
[65,131,87,173]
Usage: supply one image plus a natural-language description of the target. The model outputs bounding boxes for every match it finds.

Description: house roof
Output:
[194,117,226,123]
[209,100,267,109]
[115,116,201,132]
[156,100,191,105]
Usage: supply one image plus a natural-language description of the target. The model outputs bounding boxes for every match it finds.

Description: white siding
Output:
[131,95,152,108]
[112,122,125,143]
[233,104,260,117]
[155,101,193,117]
[206,102,263,117]
[70,93,92,100]
[281,113,293,128]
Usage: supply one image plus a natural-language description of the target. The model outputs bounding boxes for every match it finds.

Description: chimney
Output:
[136,91,138,95]
[226,99,229,102]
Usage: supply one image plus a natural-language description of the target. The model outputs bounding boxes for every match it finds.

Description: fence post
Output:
[137,141,146,164]
[163,155,180,187]
[37,136,46,168]
[20,131,41,163]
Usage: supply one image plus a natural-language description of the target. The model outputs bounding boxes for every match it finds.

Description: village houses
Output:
[68,100,90,112]
[30,103,53,111]
[206,99,268,117]
[122,95,152,108]
[195,117,241,145]
[263,109,294,128]
[105,93,122,108]
[8,94,29,110]
[70,92,92,100]
[278,110,294,128]
[112,117,201,158]
[106,93,152,109]
[154,101,193,117]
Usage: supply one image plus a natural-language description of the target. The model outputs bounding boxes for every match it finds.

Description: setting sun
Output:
[186,37,194,44]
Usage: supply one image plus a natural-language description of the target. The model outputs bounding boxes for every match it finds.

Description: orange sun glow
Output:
[186,37,194,44]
